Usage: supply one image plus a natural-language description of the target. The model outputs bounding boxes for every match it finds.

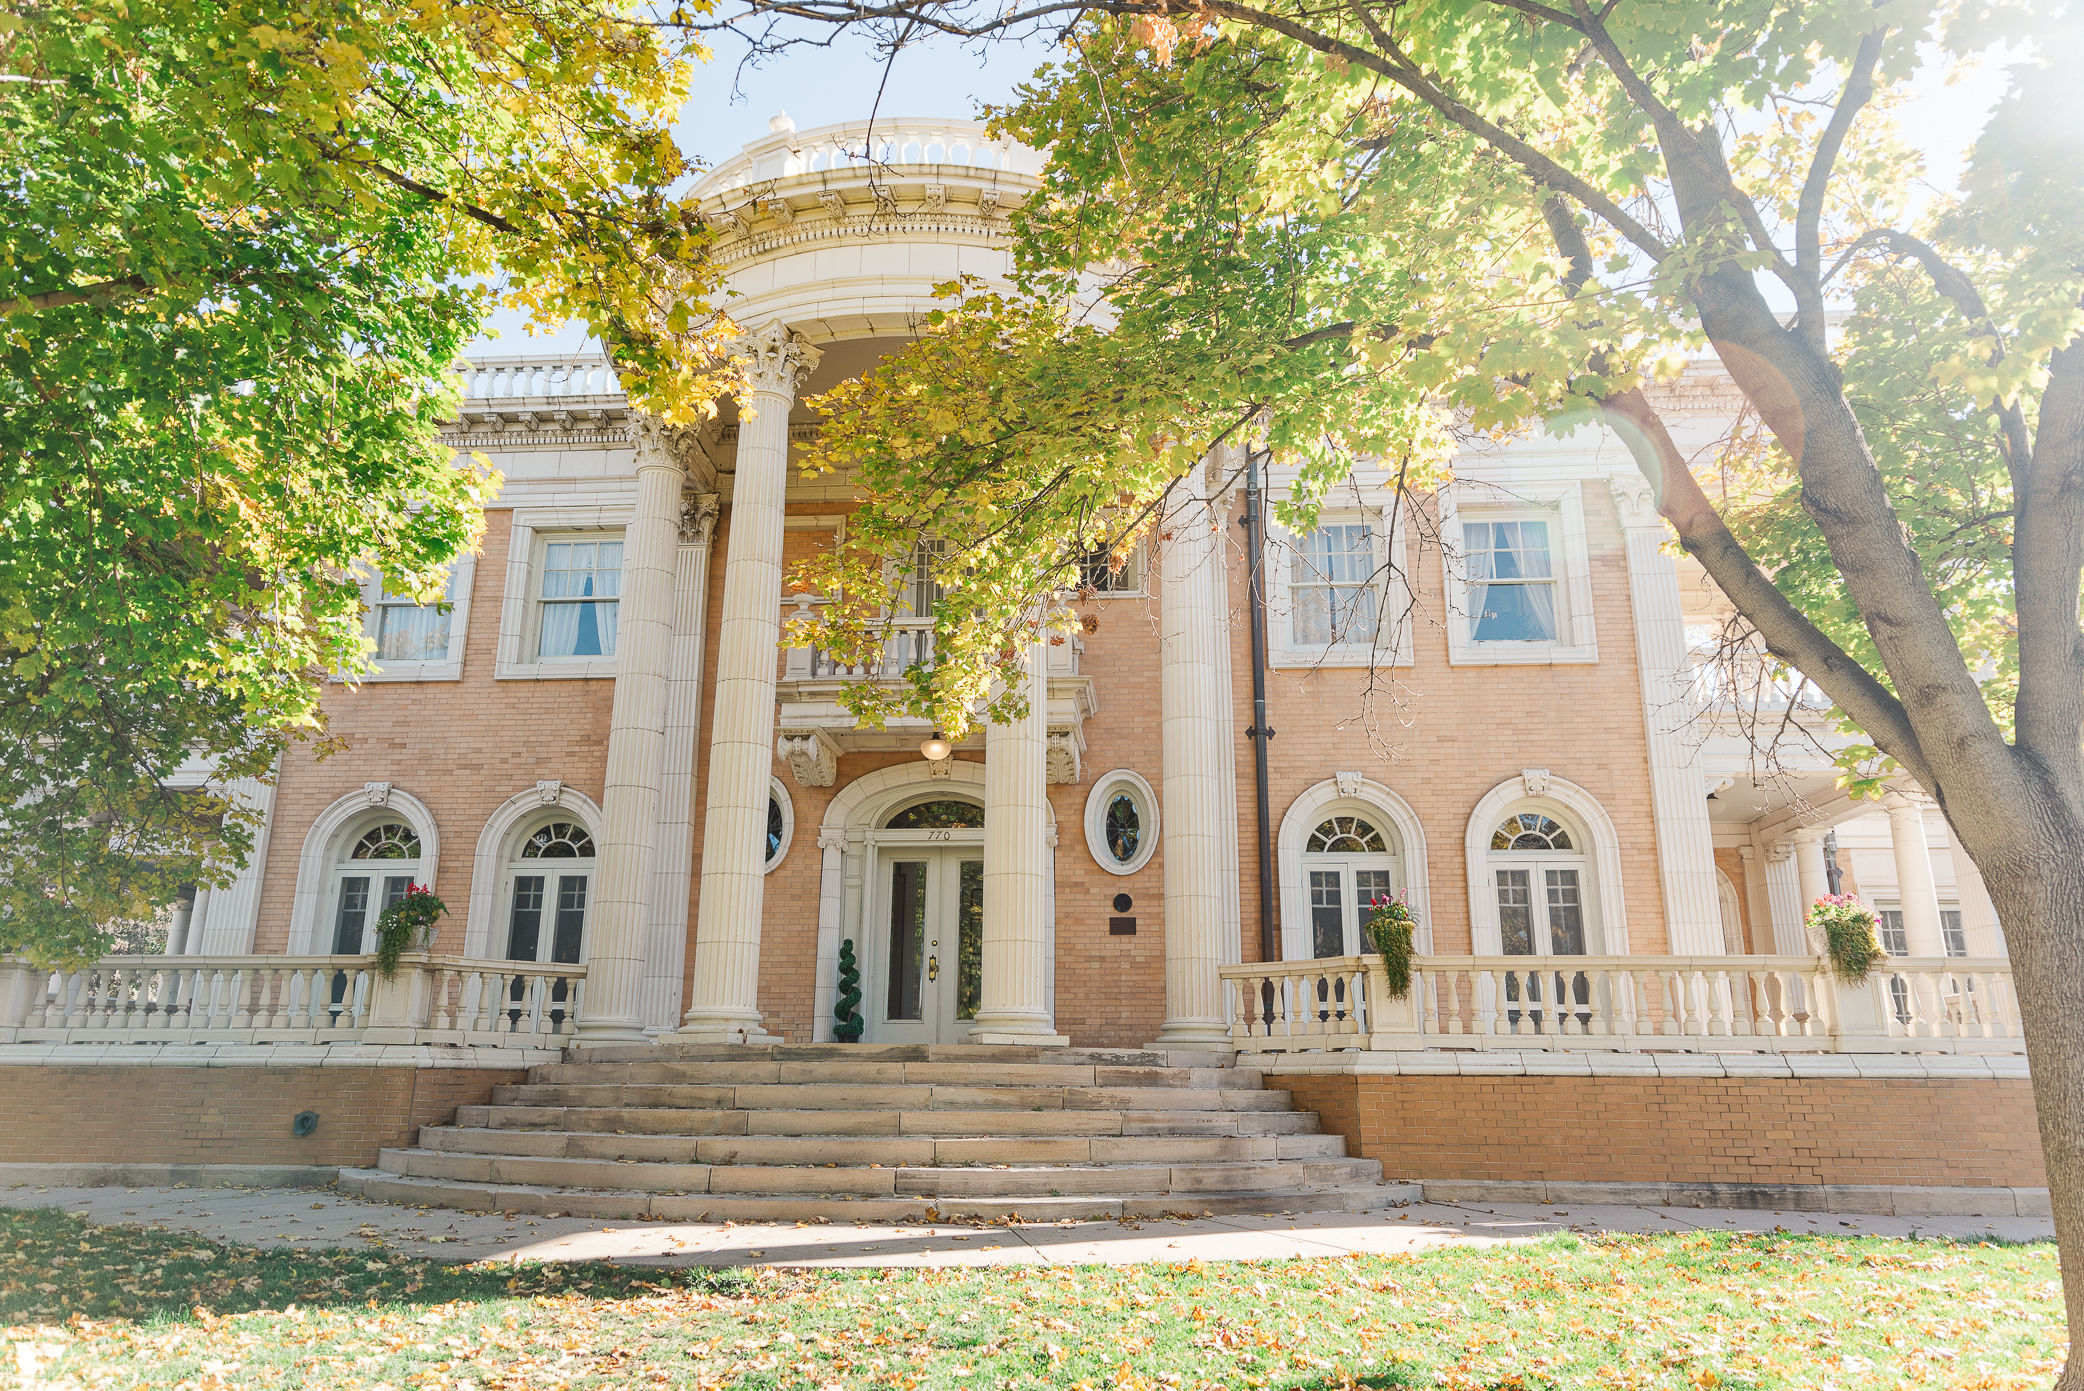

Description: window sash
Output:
[538,539,623,659]
[1289,523,1381,649]
[1465,519,1559,643]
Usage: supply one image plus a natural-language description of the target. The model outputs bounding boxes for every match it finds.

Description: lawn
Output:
[0,1206,2065,1390]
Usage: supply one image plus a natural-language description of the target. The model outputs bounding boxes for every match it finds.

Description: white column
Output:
[1791,825,1831,937]
[1610,479,1723,953]
[196,765,280,954]
[182,887,213,955]
[811,829,847,1042]
[681,323,820,1043]
[971,635,1068,1045]
[641,493,720,1033]
[1947,824,2007,956]
[1882,792,1948,956]
[1152,483,1231,1048]
[1211,483,1243,971]
[578,416,687,1044]
[1763,842,1805,952]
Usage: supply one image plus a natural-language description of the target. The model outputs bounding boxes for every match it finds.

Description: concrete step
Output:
[456,1104,1321,1138]
[338,1169,1417,1222]
[489,1083,1295,1113]
[380,1146,1381,1199]
[528,1060,1267,1090]
[421,1128,1347,1167]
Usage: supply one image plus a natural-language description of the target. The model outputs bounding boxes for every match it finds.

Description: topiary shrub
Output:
[1807,893,1888,984]
[834,938,865,1041]
[374,883,448,979]
[1365,894,1419,1000]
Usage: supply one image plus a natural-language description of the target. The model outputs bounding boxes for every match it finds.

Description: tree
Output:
[1,0,740,963]
[737,0,2084,1345]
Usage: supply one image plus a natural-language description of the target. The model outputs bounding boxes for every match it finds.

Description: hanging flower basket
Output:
[1365,895,1419,1001]
[1806,894,1887,984]
[374,884,449,980]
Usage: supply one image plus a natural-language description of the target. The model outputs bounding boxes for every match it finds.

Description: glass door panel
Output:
[885,860,929,1024]
[954,859,983,1023]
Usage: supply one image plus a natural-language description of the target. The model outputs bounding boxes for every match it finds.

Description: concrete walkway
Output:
[1,1182,2052,1269]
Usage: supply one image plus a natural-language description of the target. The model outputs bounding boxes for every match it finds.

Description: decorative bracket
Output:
[817,189,846,218]
[1520,767,1551,798]
[534,779,564,806]
[1607,475,1660,530]
[1045,728,1084,785]
[920,183,948,213]
[759,196,795,225]
[976,186,1003,217]
[777,729,840,787]
[927,758,954,781]
[1334,770,1365,799]
[362,781,394,808]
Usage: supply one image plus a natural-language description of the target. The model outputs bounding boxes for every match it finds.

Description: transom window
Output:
[1291,523,1380,647]
[1466,520,1556,643]
[1308,816,1386,853]
[538,538,623,659]
[350,823,421,861]
[1490,814,1573,851]
[521,822,595,859]
[885,799,984,830]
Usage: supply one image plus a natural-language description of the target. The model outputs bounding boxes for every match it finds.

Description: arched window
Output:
[1301,812,1398,957]
[884,798,984,829]
[1486,811,1587,956]
[330,821,424,955]
[505,820,596,967]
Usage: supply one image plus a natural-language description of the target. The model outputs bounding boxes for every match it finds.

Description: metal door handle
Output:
[927,955,939,981]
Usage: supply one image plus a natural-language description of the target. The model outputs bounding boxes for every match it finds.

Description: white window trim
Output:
[495,504,634,681]
[356,555,477,683]
[1267,503,1414,668]
[1441,483,1598,666]
[1080,540,1147,597]
[1083,769,1160,876]
[1463,775,1628,955]
[463,783,607,956]
[287,786,441,955]
[766,775,795,873]
[1276,775,1432,957]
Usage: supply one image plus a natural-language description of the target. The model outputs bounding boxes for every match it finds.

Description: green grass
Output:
[0,1206,2066,1390]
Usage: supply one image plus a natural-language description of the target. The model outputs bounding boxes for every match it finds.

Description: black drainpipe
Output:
[1242,449,1278,962]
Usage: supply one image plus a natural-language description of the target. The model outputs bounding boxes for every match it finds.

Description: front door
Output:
[871,849,983,1043]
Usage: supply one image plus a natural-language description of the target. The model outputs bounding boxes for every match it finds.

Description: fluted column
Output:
[1762,839,1806,954]
[1153,483,1231,1048]
[1883,793,1948,956]
[681,322,820,1043]
[1610,478,1724,953]
[811,829,848,1042]
[971,636,1068,1045]
[1947,823,2007,956]
[642,492,720,1033]
[578,415,687,1044]
[1791,826,1831,935]
[196,765,280,954]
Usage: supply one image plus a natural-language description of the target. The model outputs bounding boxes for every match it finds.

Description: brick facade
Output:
[0,1066,524,1169]
[1280,1072,2048,1190]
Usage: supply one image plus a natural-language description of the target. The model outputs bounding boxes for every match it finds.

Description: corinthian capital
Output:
[729,321,823,398]
[628,412,697,473]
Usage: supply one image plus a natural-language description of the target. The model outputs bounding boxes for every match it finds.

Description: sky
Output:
[463,27,2019,357]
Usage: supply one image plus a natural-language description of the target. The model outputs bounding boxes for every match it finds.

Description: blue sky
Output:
[464,29,2017,357]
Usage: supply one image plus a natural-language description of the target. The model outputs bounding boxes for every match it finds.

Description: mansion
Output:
[133,114,2002,1055]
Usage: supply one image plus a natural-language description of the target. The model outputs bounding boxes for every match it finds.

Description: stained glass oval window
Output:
[1105,793,1140,863]
[1307,816,1386,853]
[350,823,421,860]
[767,795,786,862]
[1490,813,1573,851]
[521,821,595,859]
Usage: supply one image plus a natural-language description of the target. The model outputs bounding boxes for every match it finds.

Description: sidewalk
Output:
[1,1182,2051,1269]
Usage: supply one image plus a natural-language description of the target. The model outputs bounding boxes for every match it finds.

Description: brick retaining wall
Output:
[0,1065,524,1170]
[1280,1072,2047,1190]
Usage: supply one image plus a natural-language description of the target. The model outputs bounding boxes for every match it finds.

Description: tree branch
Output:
[1793,28,1886,352]
[2013,331,2084,775]
[7,275,153,313]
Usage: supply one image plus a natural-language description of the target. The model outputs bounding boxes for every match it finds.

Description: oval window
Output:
[1084,771,1159,876]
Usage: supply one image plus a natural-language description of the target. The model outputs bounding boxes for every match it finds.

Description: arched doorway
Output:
[868,795,985,1044]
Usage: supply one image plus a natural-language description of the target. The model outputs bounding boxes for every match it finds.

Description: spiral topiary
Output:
[834,937,865,1041]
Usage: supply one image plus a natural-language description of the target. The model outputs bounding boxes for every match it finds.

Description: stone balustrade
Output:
[698,119,1045,199]
[0,954,587,1047]
[1219,953,2025,1056]
[452,356,621,403]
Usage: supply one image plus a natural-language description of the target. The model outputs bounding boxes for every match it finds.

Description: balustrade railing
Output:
[781,597,935,683]
[452,357,620,402]
[699,119,1044,198]
[1220,953,2024,1056]
[0,953,587,1047]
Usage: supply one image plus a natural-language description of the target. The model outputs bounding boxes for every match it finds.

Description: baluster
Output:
[230,968,253,1028]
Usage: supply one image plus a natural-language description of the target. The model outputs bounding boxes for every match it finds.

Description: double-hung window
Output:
[1292,523,1379,647]
[1465,520,1557,643]
[537,539,623,660]
[359,559,473,681]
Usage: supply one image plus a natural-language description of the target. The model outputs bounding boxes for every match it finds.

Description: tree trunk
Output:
[1960,799,2084,1377]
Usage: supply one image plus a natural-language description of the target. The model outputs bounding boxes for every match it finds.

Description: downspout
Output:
[1242,450,1278,962]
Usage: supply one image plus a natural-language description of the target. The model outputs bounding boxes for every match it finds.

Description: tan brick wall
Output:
[0,1067,523,1168]
[1282,1072,2047,1189]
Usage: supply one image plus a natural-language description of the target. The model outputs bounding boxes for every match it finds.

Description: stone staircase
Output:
[338,1043,1414,1221]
